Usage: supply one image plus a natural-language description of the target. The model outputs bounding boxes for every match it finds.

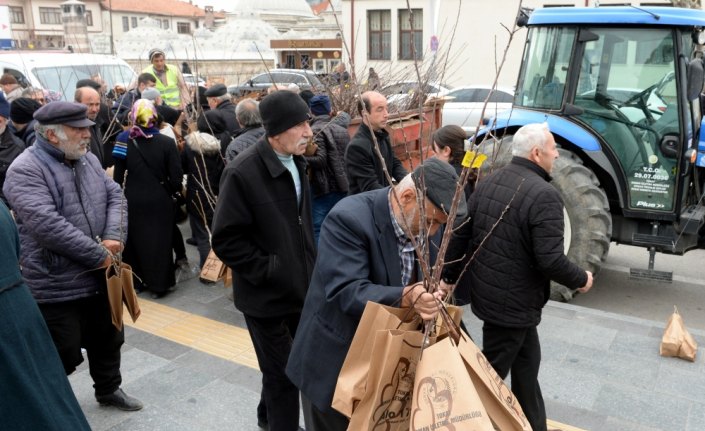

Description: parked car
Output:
[228,69,324,96]
[381,81,452,111]
[0,51,135,101]
[441,85,515,134]
[183,73,206,88]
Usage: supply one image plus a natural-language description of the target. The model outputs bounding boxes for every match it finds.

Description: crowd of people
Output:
[0,48,593,431]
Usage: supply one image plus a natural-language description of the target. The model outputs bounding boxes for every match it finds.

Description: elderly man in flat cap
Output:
[212,90,315,431]
[286,158,465,431]
[3,101,143,412]
[196,84,240,156]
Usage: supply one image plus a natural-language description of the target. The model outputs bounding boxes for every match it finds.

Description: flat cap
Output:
[204,83,227,98]
[411,157,467,219]
[34,101,95,127]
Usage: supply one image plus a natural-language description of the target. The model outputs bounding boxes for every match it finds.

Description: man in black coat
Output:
[198,84,241,157]
[211,90,316,431]
[344,91,406,194]
[441,123,593,431]
[286,158,465,431]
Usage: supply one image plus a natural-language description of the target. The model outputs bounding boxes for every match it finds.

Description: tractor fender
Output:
[478,108,625,206]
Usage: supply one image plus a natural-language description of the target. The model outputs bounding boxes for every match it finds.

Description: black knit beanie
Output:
[259,90,311,137]
[10,97,41,124]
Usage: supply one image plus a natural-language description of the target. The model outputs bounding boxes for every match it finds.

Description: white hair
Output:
[35,123,67,141]
[511,122,550,158]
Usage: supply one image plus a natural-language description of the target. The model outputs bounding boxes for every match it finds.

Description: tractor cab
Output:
[478,6,705,294]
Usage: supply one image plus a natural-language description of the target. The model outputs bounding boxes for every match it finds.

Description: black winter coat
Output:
[224,126,265,163]
[444,157,587,327]
[305,114,349,197]
[211,137,316,318]
[0,130,25,206]
[181,134,224,223]
[344,123,407,195]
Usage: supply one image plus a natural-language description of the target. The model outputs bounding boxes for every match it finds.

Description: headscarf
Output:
[128,99,159,139]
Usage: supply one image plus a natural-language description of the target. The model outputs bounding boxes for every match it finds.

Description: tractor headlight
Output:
[692,30,705,45]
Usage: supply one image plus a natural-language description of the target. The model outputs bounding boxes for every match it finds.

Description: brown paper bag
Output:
[347,329,426,431]
[332,302,420,418]
[106,263,141,331]
[223,268,233,288]
[411,336,494,431]
[200,250,226,282]
[457,332,531,431]
[660,306,698,362]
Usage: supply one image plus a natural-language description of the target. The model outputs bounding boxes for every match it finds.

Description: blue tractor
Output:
[476,6,705,300]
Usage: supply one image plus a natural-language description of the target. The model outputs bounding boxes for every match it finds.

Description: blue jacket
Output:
[3,136,126,303]
[286,187,437,413]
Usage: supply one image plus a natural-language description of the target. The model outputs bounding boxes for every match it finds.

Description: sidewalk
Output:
[68,247,705,430]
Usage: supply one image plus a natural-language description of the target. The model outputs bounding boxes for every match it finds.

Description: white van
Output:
[0,51,135,100]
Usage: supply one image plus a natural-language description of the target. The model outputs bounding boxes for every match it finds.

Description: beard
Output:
[399,205,418,237]
[58,139,89,160]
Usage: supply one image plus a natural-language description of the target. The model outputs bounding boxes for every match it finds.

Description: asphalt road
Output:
[570,243,705,331]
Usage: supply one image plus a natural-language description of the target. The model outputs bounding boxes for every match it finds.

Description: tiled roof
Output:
[101,0,213,17]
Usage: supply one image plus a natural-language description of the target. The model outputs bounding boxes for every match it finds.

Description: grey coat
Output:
[3,136,126,303]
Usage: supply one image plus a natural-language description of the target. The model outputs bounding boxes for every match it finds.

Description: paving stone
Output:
[562,344,659,391]
[539,361,602,410]
[544,398,607,431]
[104,404,209,431]
[539,315,617,351]
[172,349,242,380]
[122,361,216,407]
[653,363,705,401]
[608,331,662,360]
[603,416,664,431]
[593,383,689,430]
[686,401,705,431]
[123,330,191,361]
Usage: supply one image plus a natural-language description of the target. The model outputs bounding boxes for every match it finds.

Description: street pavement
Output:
[68,235,705,431]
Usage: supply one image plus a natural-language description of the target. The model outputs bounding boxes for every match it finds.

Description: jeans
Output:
[312,192,346,245]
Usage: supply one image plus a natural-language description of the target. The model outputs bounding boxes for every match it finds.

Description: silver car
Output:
[441,85,515,134]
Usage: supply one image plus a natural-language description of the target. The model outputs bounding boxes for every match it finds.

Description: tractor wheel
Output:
[475,137,612,301]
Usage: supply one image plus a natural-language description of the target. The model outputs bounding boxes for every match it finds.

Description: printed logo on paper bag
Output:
[477,352,528,425]
[411,370,484,431]
[371,357,416,428]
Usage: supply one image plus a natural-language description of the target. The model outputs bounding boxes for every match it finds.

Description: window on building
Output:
[85,10,93,27]
[177,22,191,34]
[131,17,137,28]
[163,19,169,29]
[399,9,423,60]
[300,54,310,69]
[39,7,62,25]
[9,7,24,24]
[368,10,391,60]
[122,16,129,32]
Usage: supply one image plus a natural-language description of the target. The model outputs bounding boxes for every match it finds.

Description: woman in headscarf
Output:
[113,99,183,298]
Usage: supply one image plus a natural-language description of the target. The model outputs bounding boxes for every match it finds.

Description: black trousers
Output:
[302,395,349,431]
[482,322,546,431]
[244,313,301,431]
[38,293,124,397]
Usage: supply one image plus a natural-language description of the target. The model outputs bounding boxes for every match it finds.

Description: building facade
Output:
[340,0,678,89]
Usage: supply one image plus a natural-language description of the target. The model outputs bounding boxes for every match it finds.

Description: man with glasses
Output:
[212,90,315,431]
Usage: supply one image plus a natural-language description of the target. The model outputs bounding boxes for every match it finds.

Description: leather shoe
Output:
[96,388,143,411]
